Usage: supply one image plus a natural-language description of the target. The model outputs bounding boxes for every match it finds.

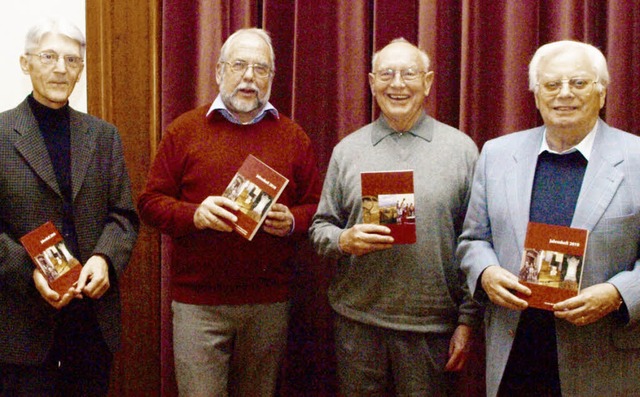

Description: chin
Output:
[47,92,71,101]
[549,120,585,130]
[231,102,259,114]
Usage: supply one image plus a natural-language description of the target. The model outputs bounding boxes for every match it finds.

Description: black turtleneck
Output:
[27,94,79,257]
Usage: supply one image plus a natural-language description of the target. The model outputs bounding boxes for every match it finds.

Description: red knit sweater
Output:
[138,106,322,305]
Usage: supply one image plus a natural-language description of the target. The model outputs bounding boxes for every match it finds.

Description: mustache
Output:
[233,84,259,95]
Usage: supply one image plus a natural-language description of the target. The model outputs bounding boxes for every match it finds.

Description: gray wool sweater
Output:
[310,113,482,333]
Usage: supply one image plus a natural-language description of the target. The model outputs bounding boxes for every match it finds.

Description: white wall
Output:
[0,0,86,112]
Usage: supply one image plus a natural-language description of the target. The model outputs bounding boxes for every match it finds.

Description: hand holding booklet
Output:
[222,154,289,241]
[360,170,416,244]
[20,221,82,295]
[516,222,589,310]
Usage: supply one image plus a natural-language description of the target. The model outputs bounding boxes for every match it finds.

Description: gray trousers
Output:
[335,314,454,397]
[172,301,289,397]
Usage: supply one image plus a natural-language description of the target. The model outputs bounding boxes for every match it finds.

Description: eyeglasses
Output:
[223,60,272,79]
[537,77,599,96]
[372,68,425,82]
[26,52,84,69]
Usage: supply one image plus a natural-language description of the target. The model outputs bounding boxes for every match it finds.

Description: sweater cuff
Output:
[458,313,483,330]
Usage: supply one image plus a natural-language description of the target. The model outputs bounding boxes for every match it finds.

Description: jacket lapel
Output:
[13,101,98,201]
[505,127,544,250]
[13,100,61,196]
[70,108,96,201]
[572,121,624,231]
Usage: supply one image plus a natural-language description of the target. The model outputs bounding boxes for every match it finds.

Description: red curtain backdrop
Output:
[161,1,639,396]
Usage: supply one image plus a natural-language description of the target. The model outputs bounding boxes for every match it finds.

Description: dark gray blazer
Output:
[0,98,139,364]
[458,120,640,396]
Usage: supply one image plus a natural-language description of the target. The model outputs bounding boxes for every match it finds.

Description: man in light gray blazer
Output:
[0,18,138,396]
[457,40,640,396]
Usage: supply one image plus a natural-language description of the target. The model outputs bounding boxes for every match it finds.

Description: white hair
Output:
[24,17,86,58]
[528,40,609,93]
[371,38,431,72]
[219,28,275,71]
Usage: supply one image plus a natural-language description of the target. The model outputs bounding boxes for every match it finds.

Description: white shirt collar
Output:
[539,119,598,161]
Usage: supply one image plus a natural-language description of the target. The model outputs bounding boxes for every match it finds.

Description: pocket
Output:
[591,212,640,237]
[586,213,640,281]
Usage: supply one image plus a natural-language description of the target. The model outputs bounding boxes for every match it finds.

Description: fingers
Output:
[444,350,466,372]
[83,281,109,299]
[32,269,77,309]
[553,295,592,325]
[445,325,473,372]
[338,224,394,256]
[78,256,110,299]
[33,269,60,301]
[194,196,239,231]
[265,203,289,222]
[553,283,622,326]
[263,203,293,237]
[480,266,530,310]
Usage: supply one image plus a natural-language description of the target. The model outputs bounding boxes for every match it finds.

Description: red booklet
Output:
[360,170,416,244]
[222,154,289,241]
[20,221,82,294]
[516,222,589,310]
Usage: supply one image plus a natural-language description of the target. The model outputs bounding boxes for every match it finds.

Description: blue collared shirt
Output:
[206,95,279,124]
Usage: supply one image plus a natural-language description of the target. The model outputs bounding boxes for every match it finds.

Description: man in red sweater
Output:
[138,28,321,396]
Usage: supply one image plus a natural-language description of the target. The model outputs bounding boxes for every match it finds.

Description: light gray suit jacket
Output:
[0,98,139,364]
[458,120,640,397]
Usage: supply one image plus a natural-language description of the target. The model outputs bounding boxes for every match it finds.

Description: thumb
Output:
[74,266,90,292]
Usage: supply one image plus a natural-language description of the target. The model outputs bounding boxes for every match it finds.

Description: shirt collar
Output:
[371,111,432,146]
[538,119,598,161]
[206,95,279,124]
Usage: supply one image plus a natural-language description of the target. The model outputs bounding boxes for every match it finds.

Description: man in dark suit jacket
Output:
[0,18,138,396]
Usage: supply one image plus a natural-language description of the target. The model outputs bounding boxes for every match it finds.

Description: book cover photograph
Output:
[361,170,416,244]
[19,221,82,295]
[222,154,289,241]
[516,222,589,310]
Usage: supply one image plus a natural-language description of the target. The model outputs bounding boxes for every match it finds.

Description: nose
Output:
[242,65,256,80]
[390,71,405,86]
[557,80,573,96]
[53,56,67,72]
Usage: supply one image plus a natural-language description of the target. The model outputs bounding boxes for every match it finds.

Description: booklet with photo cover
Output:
[361,170,416,244]
[516,222,589,310]
[222,154,289,241]
[20,221,82,295]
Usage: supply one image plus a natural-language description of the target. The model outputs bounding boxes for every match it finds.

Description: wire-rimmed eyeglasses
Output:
[537,77,599,96]
[372,68,426,82]
[26,52,84,69]
[222,60,272,79]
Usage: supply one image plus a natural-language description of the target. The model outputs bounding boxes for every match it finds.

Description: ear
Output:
[368,73,376,96]
[598,87,607,109]
[534,91,541,110]
[215,62,223,85]
[423,71,435,97]
[20,55,30,75]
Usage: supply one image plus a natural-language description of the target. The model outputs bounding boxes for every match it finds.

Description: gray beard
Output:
[225,94,261,113]
[221,85,271,114]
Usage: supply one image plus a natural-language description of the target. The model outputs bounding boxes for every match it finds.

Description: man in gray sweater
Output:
[309,38,482,396]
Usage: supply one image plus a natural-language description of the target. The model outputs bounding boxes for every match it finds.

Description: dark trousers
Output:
[0,300,113,397]
[498,308,562,397]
